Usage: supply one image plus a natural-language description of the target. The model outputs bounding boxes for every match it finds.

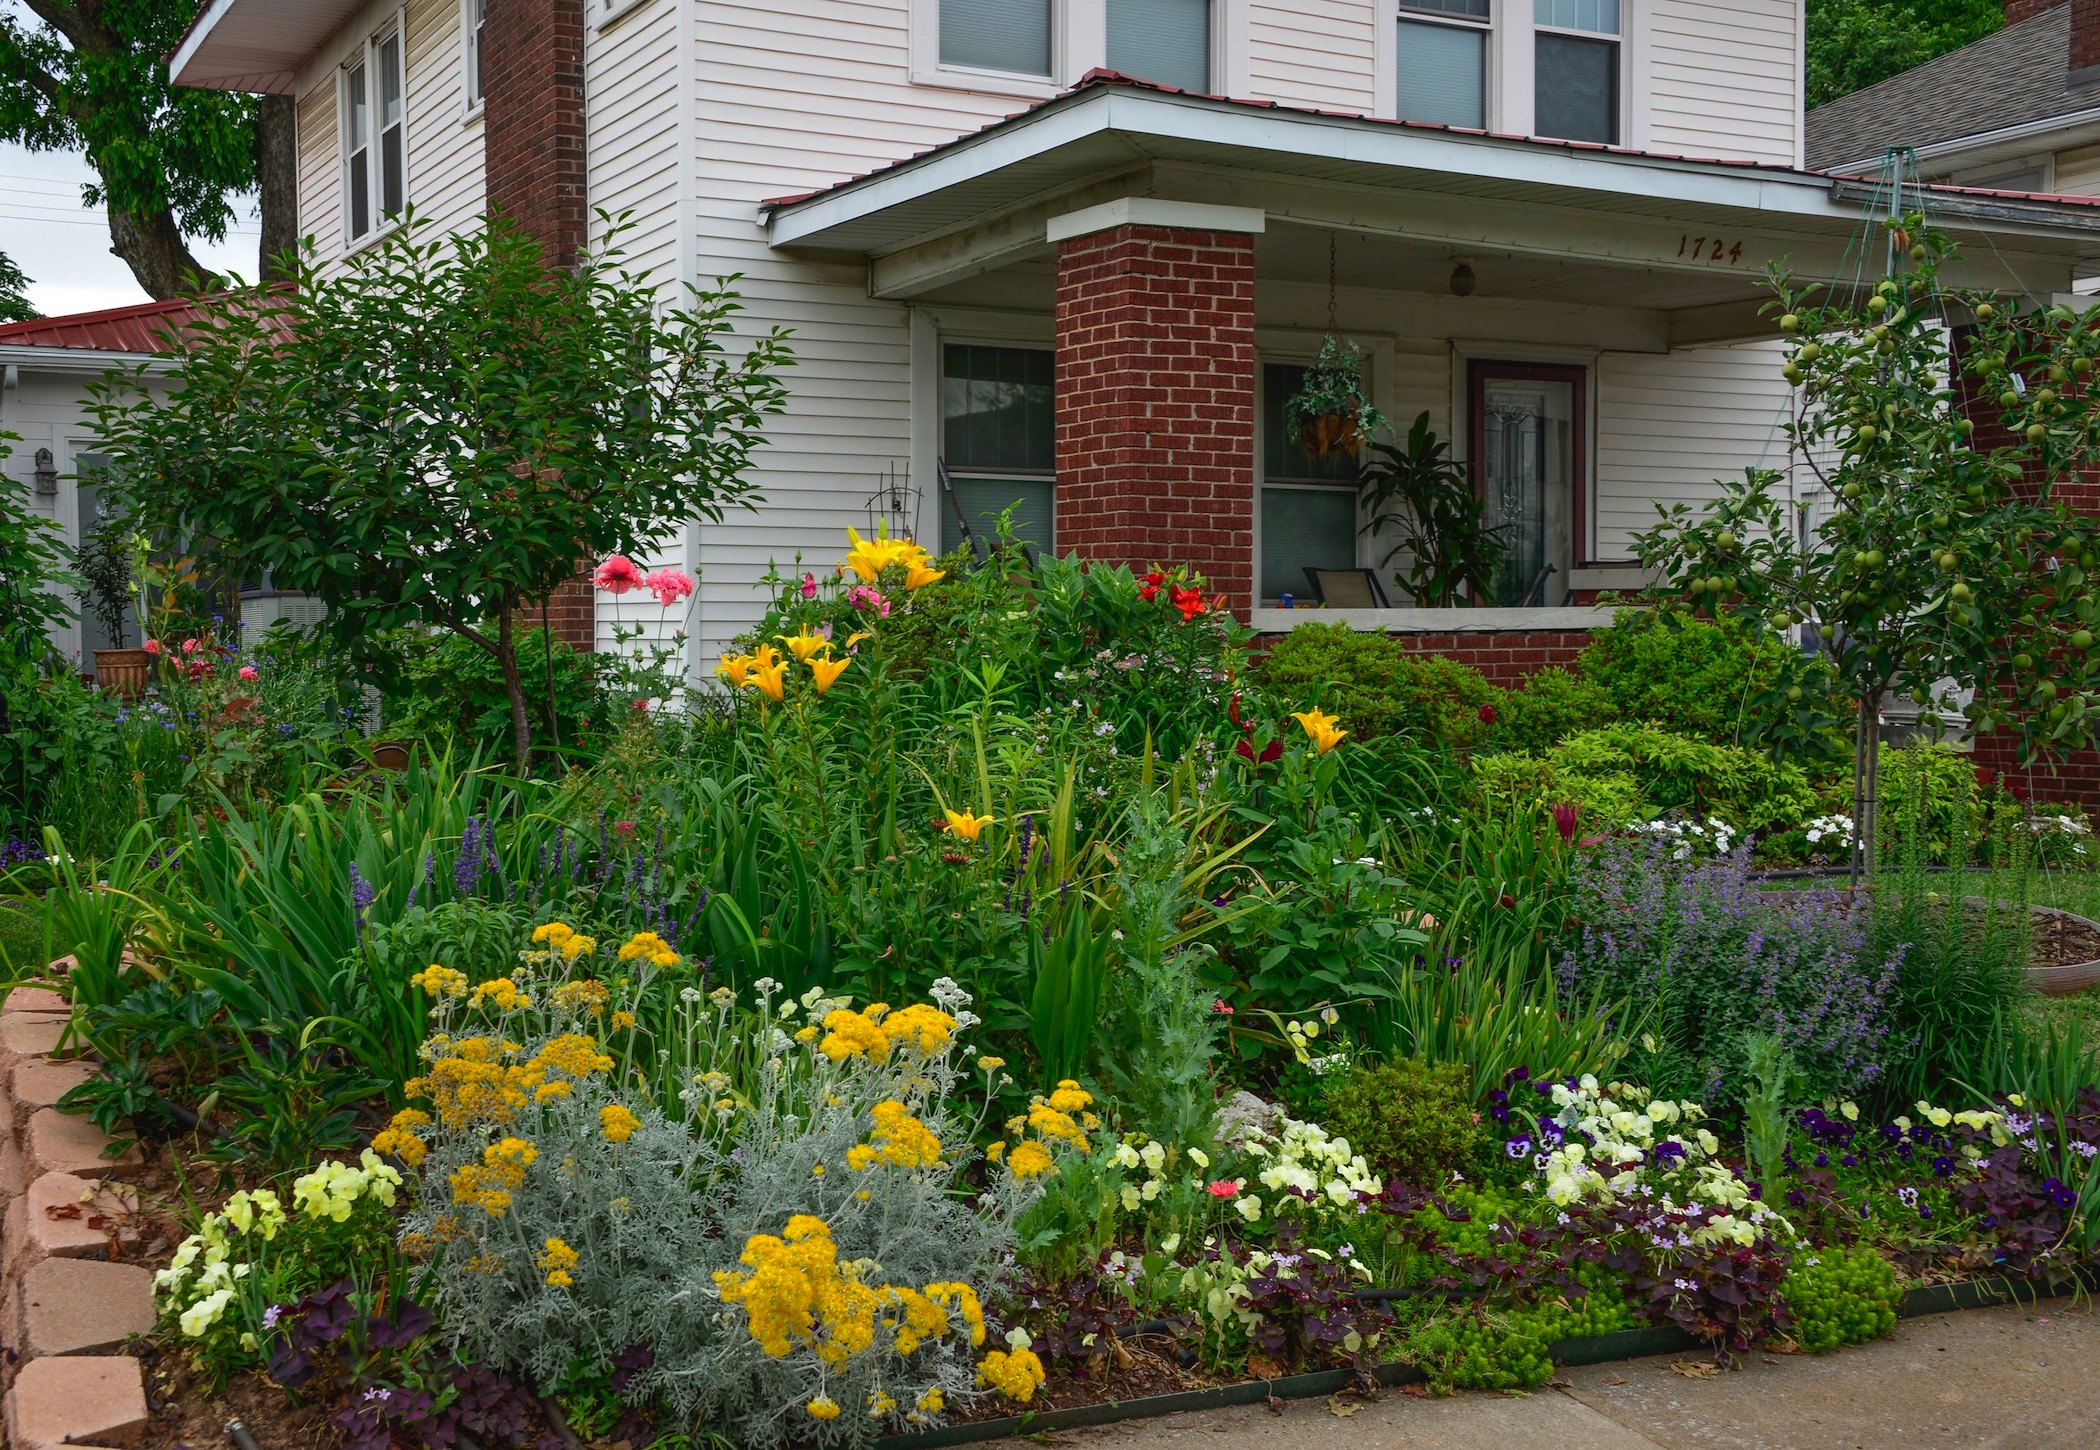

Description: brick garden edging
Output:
[0,962,153,1450]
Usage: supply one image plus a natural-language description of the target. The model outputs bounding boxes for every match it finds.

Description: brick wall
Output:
[2006,0,2062,27]
[482,0,593,649]
[2073,0,2100,75]
[1390,630,1595,687]
[1054,224,1258,614]
[482,0,587,269]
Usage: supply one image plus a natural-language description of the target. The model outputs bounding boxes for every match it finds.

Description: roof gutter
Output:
[0,344,173,375]
[1828,178,2100,233]
[1822,103,2100,176]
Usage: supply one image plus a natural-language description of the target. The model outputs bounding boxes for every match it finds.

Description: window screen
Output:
[940,0,1052,75]
[1397,20,1486,128]
[1534,0,1618,32]
[941,344,1055,555]
[1109,0,1211,91]
[1262,489,1360,602]
[378,32,406,218]
[345,63,371,239]
[1535,33,1617,144]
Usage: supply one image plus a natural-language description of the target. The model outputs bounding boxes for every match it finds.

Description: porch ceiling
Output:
[169,0,365,94]
[766,77,2100,325]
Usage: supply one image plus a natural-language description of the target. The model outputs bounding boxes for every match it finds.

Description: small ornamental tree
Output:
[1636,218,2100,875]
[91,213,792,769]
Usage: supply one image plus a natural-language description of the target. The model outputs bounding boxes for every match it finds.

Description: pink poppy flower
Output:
[644,568,695,607]
[238,665,259,682]
[142,638,162,655]
[593,555,644,594]
[1207,1179,1240,1199]
[181,637,201,654]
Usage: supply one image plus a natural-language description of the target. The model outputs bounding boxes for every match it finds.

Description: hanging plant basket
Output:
[1285,335,1384,459]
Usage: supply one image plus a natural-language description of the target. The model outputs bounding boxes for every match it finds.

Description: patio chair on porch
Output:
[1301,567,1391,609]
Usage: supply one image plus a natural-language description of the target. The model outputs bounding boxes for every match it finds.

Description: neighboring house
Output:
[165,0,2100,689]
[1806,0,2100,200]
[0,300,322,668]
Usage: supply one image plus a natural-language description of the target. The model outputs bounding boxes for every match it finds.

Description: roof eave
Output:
[168,0,361,94]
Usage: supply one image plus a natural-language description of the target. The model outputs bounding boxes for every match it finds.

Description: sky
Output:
[0,140,260,318]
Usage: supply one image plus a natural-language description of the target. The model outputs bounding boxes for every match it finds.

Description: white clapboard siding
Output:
[1390,339,1453,443]
[296,83,342,258]
[1594,340,1794,559]
[586,0,682,288]
[1644,0,1800,165]
[2054,142,2100,196]
[680,1,1083,671]
[402,0,486,238]
[1248,0,1380,114]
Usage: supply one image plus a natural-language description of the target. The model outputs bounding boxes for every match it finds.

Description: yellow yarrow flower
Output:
[599,1104,641,1143]
[412,965,469,998]
[1006,1141,1055,1178]
[979,1347,1046,1401]
[806,1397,842,1421]
[538,1237,579,1288]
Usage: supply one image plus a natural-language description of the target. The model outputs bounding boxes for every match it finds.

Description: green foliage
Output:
[0,250,32,324]
[71,511,134,642]
[1470,746,1648,828]
[1257,624,1499,745]
[1359,412,1505,608]
[1480,667,1616,753]
[1806,0,2001,109]
[1318,1056,1482,1185]
[1405,1284,1634,1396]
[93,213,790,767]
[1783,1245,1900,1354]
[1283,335,1384,451]
[1742,1033,1797,1194]
[1479,724,1814,835]
[384,627,609,768]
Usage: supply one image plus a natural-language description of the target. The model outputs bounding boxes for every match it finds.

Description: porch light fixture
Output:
[1449,260,1477,298]
[32,447,58,496]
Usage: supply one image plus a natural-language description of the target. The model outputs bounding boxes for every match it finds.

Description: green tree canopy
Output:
[91,213,794,767]
[0,1,291,298]
[1807,0,2004,109]
[0,251,34,324]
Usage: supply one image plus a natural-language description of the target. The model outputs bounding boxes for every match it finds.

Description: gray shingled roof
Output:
[1805,4,2100,171]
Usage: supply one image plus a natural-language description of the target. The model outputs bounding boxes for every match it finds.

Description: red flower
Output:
[1498,893,1518,908]
[1236,738,1283,765]
[1211,998,1235,1015]
[1169,585,1208,621]
[1206,1179,1240,1198]
[1975,768,1996,792]
[593,555,644,594]
[1138,569,1166,604]
[614,819,637,838]
[1478,704,1497,725]
[142,638,162,656]
[1550,802,1580,845]
[1227,692,1243,728]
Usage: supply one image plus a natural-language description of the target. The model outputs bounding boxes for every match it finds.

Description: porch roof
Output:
[764,74,2100,332]
[167,0,367,95]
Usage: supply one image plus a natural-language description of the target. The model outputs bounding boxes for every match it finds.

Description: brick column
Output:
[1054,208,1259,615]
[482,0,593,650]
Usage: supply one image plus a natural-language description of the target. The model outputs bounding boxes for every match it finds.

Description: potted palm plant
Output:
[1286,336,1386,457]
[75,517,150,698]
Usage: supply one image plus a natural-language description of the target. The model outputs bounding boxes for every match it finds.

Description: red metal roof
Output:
[761,70,2100,215]
[0,295,214,353]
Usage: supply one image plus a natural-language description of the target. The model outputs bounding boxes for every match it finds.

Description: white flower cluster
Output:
[1802,814,1856,851]
[155,1150,401,1343]
[2021,813,2092,857]
[1234,1115,1381,1223]
[1110,1138,1210,1210]
[1628,816,1739,860]
[1533,1077,1779,1248]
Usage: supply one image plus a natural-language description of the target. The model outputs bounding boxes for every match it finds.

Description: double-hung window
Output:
[1533,0,1619,144]
[940,345,1056,555]
[464,0,486,110]
[940,0,1053,76]
[343,26,407,244]
[1396,0,1490,129]
[1259,362,1362,603]
[1108,0,1212,92]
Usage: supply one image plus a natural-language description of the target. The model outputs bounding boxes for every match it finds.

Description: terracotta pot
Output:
[94,647,153,701]
[1298,411,1362,458]
[370,739,415,772]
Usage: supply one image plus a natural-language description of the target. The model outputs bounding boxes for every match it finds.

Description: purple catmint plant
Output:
[348,861,376,935]
[1558,837,1899,1105]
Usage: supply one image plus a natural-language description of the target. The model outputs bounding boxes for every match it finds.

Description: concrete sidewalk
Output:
[1049,1302,2097,1450]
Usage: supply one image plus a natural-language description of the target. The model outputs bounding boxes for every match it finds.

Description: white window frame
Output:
[931,332,1060,557]
[462,0,486,115]
[598,0,654,29]
[338,14,409,252]
[912,0,1068,97]
[1390,1,1495,131]
[1530,0,1625,146]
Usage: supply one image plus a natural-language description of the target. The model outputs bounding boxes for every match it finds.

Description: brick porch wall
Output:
[1054,224,1257,614]
[1251,628,1597,687]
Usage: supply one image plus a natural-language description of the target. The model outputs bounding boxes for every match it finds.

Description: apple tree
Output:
[1635,217,2100,875]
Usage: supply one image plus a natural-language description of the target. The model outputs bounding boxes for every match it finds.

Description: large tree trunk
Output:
[106,207,215,301]
[257,94,299,283]
[497,607,534,775]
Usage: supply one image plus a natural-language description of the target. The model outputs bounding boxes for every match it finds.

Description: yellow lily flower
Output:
[842,525,914,583]
[941,808,994,842]
[715,653,754,688]
[844,630,873,650]
[749,660,787,701]
[809,654,852,693]
[905,562,946,590]
[749,641,784,671]
[780,625,830,663]
[1291,707,1348,755]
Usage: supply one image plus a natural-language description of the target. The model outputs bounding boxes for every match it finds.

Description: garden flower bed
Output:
[4,519,2100,1450]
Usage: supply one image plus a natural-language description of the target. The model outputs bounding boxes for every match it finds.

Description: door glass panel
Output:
[1480,378,1574,606]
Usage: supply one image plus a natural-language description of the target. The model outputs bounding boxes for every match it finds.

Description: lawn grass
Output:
[1959,868,2100,1047]
[0,894,49,978]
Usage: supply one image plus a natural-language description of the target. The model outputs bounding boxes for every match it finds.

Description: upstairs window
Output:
[343,27,407,243]
[941,344,1056,555]
[1534,0,1618,144]
[941,0,1053,76]
[1396,0,1490,129]
[1109,0,1212,92]
[465,0,486,110]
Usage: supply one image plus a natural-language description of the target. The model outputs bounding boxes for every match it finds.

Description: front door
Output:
[1470,362,1585,608]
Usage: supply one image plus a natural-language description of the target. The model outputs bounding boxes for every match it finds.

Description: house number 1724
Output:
[1677,235,1745,264]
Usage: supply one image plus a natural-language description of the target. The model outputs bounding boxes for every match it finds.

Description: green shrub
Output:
[1483,667,1617,752]
[1318,1056,1482,1186]
[1784,1245,1899,1353]
[1552,724,1814,834]
[1469,749,1647,828]
[1257,624,1499,745]
[384,626,607,766]
[1407,1309,1556,1393]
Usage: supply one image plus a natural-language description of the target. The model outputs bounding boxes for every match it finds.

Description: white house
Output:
[163,0,2100,686]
